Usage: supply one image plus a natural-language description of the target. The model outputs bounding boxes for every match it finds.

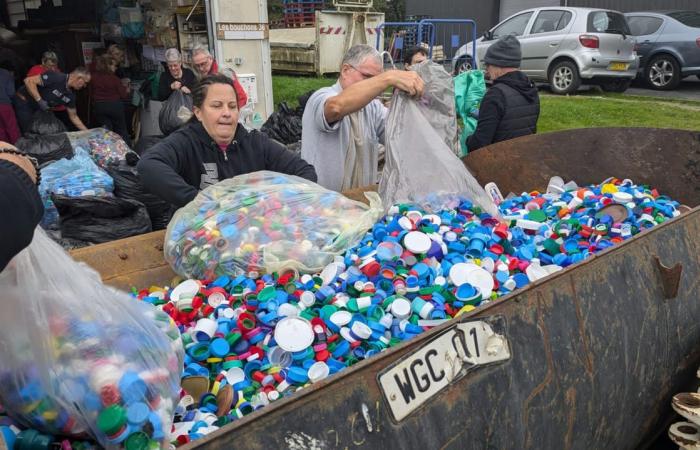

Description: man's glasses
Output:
[349,64,378,79]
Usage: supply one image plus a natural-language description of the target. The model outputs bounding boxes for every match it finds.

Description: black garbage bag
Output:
[15,132,73,166]
[159,90,193,135]
[260,102,303,145]
[27,111,67,135]
[52,194,152,244]
[107,162,174,230]
[134,135,163,155]
[298,89,316,111]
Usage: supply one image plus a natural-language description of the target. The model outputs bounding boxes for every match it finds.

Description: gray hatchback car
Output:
[625,11,700,90]
[452,7,639,94]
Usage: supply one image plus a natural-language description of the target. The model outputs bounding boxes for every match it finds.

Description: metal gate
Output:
[374,21,432,67]
[417,18,479,71]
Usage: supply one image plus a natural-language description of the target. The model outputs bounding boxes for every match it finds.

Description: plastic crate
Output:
[284,13,316,27]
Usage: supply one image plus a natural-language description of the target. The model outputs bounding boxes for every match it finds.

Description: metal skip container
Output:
[70,128,700,449]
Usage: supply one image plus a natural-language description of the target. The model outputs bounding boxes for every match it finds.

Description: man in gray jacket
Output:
[301,44,424,191]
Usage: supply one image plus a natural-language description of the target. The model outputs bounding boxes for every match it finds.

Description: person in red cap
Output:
[190,45,248,109]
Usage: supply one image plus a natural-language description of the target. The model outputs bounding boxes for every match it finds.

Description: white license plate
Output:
[378,318,511,422]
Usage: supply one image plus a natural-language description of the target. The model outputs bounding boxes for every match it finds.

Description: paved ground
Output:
[626,77,700,102]
[535,77,700,101]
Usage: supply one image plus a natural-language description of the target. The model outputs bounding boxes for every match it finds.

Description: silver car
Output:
[625,11,700,90]
[452,7,639,94]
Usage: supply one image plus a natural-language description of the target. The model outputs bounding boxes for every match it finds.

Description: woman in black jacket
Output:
[0,142,43,271]
[157,48,197,101]
[138,74,317,208]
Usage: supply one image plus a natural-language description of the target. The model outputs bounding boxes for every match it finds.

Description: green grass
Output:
[271,75,700,131]
[538,92,700,133]
[272,75,336,107]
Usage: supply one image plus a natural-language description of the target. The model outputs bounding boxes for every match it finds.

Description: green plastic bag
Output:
[454,70,486,156]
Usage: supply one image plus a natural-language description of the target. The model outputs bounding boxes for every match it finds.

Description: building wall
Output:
[404,0,501,33]
[564,0,700,12]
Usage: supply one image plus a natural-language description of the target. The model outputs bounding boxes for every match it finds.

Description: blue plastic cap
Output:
[119,371,147,404]
[210,338,231,358]
[0,426,16,449]
[127,402,150,426]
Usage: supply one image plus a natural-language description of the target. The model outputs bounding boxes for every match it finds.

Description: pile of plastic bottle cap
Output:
[66,128,131,168]
[0,178,683,448]
[133,177,681,445]
[0,307,182,450]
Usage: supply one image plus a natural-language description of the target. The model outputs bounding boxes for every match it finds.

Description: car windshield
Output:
[588,11,631,35]
[666,11,700,28]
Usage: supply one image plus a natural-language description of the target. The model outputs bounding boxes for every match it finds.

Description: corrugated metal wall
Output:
[500,0,559,20]
[564,0,700,12]
[404,0,500,32]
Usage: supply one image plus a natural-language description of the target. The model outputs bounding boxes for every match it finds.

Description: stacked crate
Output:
[283,0,324,28]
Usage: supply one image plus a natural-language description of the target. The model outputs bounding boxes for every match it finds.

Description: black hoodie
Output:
[137,121,317,207]
[466,70,540,152]
[0,159,43,271]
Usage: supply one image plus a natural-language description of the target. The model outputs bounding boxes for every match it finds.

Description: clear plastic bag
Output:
[66,128,132,168]
[412,61,461,156]
[378,71,500,218]
[165,171,383,279]
[0,228,183,447]
[38,148,114,229]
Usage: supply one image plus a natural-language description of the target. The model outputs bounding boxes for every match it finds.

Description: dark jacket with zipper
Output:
[137,121,317,207]
[467,71,540,152]
[0,159,44,271]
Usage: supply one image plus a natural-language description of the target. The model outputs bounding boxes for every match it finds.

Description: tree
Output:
[373,0,405,22]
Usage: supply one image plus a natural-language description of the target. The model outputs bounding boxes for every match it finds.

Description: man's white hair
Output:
[191,45,212,58]
[164,48,182,63]
[341,44,381,69]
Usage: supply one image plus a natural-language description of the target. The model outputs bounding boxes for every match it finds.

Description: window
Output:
[493,12,533,39]
[531,10,573,34]
[667,11,700,28]
[588,11,631,35]
[627,16,664,36]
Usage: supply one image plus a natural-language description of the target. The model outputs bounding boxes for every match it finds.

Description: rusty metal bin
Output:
[71,128,700,449]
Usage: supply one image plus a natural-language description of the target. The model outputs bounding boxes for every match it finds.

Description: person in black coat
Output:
[157,48,197,101]
[138,74,317,208]
[467,35,540,152]
[0,142,43,271]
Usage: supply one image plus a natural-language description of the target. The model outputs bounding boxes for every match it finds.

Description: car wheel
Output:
[548,60,581,95]
[454,56,474,75]
[600,78,632,93]
[645,54,681,90]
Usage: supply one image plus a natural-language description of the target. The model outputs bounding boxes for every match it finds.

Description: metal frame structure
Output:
[418,18,479,68]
